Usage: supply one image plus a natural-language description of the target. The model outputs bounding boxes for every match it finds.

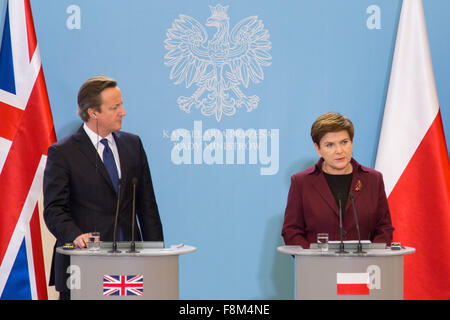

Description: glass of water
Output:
[87,232,101,251]
[317,233,329,252]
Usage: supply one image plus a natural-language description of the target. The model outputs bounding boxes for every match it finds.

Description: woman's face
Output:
[314,130,353,174]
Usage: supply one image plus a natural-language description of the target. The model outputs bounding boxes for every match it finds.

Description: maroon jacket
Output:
[282,158,394,248]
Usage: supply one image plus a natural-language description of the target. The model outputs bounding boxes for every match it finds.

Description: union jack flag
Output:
[0,1,56,300]
[103,275,144,296]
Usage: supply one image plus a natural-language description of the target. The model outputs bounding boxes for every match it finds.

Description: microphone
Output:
[109,178,123,253]
[349,192,365,254]
[336,193,348,254]
[127,177,139,253]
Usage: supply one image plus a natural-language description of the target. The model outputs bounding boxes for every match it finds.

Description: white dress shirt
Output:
[83,123,122,178]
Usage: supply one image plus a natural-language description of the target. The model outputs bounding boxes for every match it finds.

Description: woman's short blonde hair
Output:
[310,112,354,145]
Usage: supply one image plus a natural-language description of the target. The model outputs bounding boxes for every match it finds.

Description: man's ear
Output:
[87,107,97,119]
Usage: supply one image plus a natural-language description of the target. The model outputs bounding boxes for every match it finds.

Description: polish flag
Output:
[375,0,450,300]
[336,273,370,295]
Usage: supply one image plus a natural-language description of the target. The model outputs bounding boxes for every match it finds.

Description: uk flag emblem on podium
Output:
[103,275,144,296]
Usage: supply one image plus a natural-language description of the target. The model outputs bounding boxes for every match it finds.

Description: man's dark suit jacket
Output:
[282,158,394,249]
[44,126,163,292]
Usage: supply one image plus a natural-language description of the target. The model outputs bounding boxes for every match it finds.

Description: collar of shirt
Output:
[83,123,122,177]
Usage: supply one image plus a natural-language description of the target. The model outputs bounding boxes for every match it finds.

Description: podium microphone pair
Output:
[349,192,365,254]
[335,192,365,255]
[109,177,139,253]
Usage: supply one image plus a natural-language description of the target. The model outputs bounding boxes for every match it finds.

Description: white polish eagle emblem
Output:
[164,4,272,122]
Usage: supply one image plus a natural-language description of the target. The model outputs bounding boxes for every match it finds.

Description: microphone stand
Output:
[127,178,139,253]
[349,192,366,254]
[109,179,122,253]
[336,196,348,254]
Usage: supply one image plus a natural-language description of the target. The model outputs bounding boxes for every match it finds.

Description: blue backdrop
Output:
[2,0,448,299]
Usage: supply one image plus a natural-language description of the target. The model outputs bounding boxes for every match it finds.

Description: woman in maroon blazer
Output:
[282,112,394,248]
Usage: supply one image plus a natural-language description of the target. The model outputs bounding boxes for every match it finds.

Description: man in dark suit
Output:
[43,75,163,299]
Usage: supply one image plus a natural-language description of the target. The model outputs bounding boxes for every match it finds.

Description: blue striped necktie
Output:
[100,138,119,193]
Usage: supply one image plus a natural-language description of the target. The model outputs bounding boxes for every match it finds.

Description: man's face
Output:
[95,86,126,137]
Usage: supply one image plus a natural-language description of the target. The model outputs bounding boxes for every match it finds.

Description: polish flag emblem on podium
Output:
[336,273,370,295]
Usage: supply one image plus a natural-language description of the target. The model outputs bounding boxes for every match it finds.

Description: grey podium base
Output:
[57,242,195,300]
[278,244,415,300]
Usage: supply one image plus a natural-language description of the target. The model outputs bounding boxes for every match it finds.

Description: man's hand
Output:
[73,233,91,248]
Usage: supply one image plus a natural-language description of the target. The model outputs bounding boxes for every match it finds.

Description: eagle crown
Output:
[207,4,229,21]
[206,5,230,50]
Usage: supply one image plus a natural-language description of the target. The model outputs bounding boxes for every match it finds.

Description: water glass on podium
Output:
[87,232,101,251]
[317,233,329,252]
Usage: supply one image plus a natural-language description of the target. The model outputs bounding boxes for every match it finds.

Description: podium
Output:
[56,242,196,300]
[278,243,415,300]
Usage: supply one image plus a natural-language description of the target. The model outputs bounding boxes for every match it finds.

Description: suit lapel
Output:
[348,170,365,206]
[112,131,128,186]
[74,126,116,194]
[311,173,339,217]
[310,158,366,217]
